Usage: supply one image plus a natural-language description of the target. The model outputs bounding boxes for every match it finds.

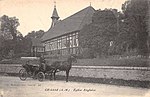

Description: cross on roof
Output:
[54,1,56,8]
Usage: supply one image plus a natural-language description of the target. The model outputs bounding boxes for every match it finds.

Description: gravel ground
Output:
[0,76,150,97]
[5,73,150,88]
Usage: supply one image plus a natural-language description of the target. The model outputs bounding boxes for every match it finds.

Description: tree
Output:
[0,15,45,59]
[0,15,20,40]
[0,15,22,56]
[25,30,45,39]
[79,9,118,57]
[23,30,45,56]
[0,35,4,60]
[0,15,28,59]
[120,0,149,56]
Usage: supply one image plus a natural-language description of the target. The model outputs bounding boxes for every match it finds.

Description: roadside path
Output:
[0,76,150,97]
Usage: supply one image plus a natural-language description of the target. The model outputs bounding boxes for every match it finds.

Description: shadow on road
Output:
[4,73,150,89]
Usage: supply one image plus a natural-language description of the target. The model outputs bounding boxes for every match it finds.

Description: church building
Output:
[41,5,95,58]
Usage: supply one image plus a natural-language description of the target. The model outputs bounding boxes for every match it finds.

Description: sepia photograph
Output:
[0,0,150,97]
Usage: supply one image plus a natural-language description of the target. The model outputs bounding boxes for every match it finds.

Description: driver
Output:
[25,61,33,74]
[39,54,46,71]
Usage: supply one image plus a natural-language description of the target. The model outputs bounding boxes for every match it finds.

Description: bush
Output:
[74,56,150,67]
[14,53,31,58]
[0,58,21,64]
[78,48,95,59]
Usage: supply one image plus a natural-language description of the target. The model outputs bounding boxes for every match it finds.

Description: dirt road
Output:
[0,76,149,97]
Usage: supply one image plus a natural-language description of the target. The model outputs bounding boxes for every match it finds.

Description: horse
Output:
[50,54,77,82]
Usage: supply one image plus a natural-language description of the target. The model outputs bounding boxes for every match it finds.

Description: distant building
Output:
[41,5,95,58]
[31,38,45,57]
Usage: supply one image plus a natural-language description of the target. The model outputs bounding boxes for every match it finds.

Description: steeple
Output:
[51,1,59,28]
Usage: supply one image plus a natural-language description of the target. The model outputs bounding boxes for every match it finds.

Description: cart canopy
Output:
[21,57,40,66]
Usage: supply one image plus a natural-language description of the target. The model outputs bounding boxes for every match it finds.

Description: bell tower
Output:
[51,1,59,28]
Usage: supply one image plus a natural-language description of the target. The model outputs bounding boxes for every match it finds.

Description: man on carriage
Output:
[24,60,37,76]
[39,54,46,72]
[24,61,33,73]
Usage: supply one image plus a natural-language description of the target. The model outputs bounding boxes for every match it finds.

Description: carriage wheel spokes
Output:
[19,69,27,81]
[37,72,45,82]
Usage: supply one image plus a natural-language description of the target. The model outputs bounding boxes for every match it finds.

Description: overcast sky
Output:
[0,0,126,36]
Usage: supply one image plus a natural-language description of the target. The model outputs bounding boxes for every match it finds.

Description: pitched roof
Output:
[41,6,95,41]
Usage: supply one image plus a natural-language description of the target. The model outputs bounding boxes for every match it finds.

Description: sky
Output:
[0,0,127,36]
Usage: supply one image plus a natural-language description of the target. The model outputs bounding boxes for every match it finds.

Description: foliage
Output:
[0,58,22,64]
[75,57,149,67]
[79,9,118,57]
[119,0,149,56]
[0,15,24,59]
[24,30,45,56]
[0,15,20,40]
[0,15,45,59]
[79,0,149,58]
[25,30,45,39]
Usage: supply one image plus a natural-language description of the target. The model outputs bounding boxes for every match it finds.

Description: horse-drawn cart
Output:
[19,57,53,81]
[19,54,77,82]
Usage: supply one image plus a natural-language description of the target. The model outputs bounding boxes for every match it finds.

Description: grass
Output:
[0,56,150,67]
[0,58,40,65]
[74,57,150,67]
[0,58,22,64]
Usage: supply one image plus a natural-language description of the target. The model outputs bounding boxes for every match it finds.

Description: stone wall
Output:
[0,64,22,74]
[0,64,150,81]
[55,66,149,81]
[56,66,150,81]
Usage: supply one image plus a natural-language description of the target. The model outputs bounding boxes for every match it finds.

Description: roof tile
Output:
[41,6,95,41]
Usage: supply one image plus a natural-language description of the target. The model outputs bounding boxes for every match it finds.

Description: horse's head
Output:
[68,54,77,63]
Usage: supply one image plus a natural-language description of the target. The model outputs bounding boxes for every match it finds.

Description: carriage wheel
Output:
[47,71,53,80]
[19,69,27,81]
[37,72,45,82]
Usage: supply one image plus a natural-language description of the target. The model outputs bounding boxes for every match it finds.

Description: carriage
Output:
[19,55,77,82]
[19,57,53,81]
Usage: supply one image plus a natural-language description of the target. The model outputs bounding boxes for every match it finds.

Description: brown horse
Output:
[51,54,77,82]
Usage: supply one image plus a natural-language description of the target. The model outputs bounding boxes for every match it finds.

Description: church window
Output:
[49,42,52,50]
[57,39,61,49]
[69,36,73,47]
[51,41,54,50]
[66,36,70,48]
[45,42,49,51]
[53,41,57,50]
[62,38,66,49]
[75,33,79,47]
